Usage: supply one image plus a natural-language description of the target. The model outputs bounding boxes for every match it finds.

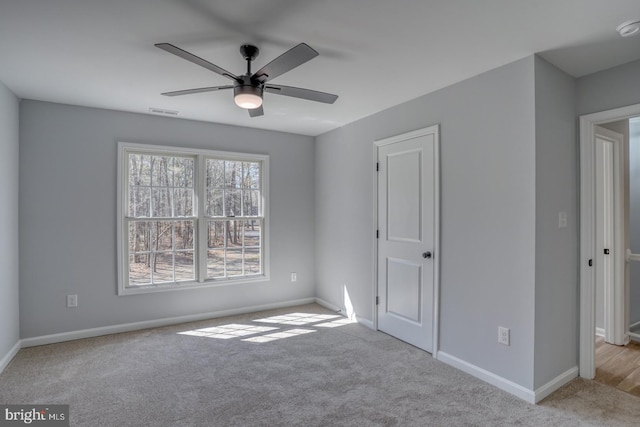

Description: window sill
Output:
[118,275,269,296]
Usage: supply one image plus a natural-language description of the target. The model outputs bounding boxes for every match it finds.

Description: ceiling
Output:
[1,0,640,136]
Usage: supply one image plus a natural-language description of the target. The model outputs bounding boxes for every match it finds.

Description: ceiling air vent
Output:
[149,107,179,116]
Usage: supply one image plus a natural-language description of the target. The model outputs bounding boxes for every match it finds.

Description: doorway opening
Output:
[580,104,640,393]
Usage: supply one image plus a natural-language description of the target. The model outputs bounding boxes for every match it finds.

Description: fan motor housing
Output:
[234,76,263,98]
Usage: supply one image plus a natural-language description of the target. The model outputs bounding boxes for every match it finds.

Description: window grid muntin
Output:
[205,158,262,218]
[206,219,263,279]
[126,218,196,286]
[127,153,195,219]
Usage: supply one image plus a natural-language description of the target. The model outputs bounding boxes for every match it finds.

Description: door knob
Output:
[423,251,432,259]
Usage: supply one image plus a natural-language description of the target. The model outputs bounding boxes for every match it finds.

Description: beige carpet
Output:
[1,303,639,426]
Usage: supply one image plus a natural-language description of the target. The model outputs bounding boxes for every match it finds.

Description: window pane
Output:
[245,248,261,275]
[242,162,260,189]
[129,154,151,186]
[128,221,150,252]
[129,254,151,285]
[207,159,224,188]
[173,189,193,217]
[242,190,260,216]
[225,161,242,188]
[243,221,261,247]
[174,220,194,250]
[226,249,243,276]
[151,156,173,187]
[207,249,225,278]
[207,189,223,217]
[175,251,194,282]
[225,190,241,217]
[153,253,174,283]
[152,188,172,217]
[129,187,150,217]
[155,221,173,251]
[208,221,225,248]
[227,221,242,248]
[173,158,194,188]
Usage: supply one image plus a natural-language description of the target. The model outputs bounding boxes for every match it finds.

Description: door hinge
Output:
[376,162,379,172]
[376,230,379,239]
[376,296,379,305]
[588,259,593,267]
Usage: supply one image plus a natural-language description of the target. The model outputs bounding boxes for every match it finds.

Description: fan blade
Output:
[249,105,264,117]
[252,43,318,83]
[265,85,338,104]
[161,85,234,97]
[155,43,239,82]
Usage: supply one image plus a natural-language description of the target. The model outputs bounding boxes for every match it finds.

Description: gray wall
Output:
[19,100,316,338]
[0,80,20,361]
[533,56,578,389]
[577,58,640,117]
[316,57,538,389]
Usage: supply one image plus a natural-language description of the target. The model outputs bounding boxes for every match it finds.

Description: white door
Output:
[376,126,439,353]
[594,125,626,345]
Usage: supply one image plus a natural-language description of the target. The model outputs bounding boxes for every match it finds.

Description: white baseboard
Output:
[314,297,342,313]
[437,351,536,403]
[437,352,578,404]
[314,297,374,329]
[0,340,21,374]
[534,366,579,403]
[595,327,605,337]
[21,297,316,348]
[355,315,374,330]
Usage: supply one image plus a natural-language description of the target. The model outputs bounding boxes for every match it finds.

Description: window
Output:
[117,143,268,295]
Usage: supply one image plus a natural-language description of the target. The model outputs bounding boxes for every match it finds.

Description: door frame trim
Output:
[373,124,441,357]
[579,104,639,378]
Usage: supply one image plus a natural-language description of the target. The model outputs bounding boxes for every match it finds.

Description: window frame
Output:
[117,142,269,296]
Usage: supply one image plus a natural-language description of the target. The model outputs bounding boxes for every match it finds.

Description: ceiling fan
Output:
[155,42,338,117]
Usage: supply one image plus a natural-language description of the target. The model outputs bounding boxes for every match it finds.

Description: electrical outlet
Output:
[498,326,510,346]
[67,294,78,308]
[291,272,297,282]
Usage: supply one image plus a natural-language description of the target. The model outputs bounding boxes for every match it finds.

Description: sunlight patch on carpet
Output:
[242,328,316,343]
[316,318,356,328]
[178,324,278,339]
[254,313,341,325]
[177,312,352,343]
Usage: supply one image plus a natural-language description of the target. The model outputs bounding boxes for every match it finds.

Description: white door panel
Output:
[387,258,422,323]
[387,150,422,242]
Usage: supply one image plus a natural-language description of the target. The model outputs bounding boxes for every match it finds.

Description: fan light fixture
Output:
[234,84,263,109]
[234,92,263,109]
[617,20,640,37]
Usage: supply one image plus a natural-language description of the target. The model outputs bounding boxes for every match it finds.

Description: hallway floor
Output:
[595,336,640,397]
